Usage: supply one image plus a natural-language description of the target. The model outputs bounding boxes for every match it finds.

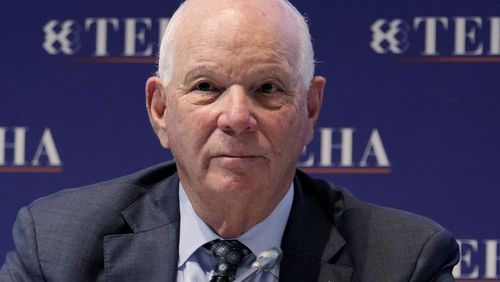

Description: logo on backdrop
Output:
[370,19,410,54]
[298,127,391,174]
[42,18,170,62]
[0,127,63,173]
[43,20,81,55]
[370,17,500,62]
[454,239,500,280]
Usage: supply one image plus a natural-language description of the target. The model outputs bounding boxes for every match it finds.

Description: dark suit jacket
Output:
[0,161,459,281]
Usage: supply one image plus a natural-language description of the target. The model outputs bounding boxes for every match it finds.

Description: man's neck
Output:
[182,183,292,238]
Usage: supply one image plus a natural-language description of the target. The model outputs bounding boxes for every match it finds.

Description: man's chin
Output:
[206,173,263,195]
[211,155,264,169]
[207,157,264,178]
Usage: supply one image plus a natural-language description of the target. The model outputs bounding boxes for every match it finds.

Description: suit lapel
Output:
[279,174,353,282]
[103,173,180,282]
[101,166,354,281]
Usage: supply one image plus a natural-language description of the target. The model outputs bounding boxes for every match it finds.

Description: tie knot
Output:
[206,239,251,281]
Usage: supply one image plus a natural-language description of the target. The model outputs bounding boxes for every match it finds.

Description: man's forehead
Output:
[180,0,288,15]
[176,0,295,31]
[159,0,307,87]
[173,0,299,58]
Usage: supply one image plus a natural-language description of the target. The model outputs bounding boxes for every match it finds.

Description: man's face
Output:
[148,6,324,206]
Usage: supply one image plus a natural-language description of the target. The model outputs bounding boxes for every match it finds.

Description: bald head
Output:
[157,0,315,88]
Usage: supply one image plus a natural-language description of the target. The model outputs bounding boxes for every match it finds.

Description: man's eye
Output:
[195,82,216,92]
[260,83,279,94]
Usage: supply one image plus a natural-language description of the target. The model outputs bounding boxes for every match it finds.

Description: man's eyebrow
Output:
[183,66,218,83]
[264,69,290,79]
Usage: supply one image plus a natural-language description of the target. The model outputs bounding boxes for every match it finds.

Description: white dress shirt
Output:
[177,182,294,282]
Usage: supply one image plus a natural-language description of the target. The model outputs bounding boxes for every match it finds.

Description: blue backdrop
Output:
[1,0,499,279]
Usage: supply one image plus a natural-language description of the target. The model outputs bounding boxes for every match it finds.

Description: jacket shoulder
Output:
[295,169,449,237]
[295,169,459,281]
[5,162,178,281]
[28,161,178,217]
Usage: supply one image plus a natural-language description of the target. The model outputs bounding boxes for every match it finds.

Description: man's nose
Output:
[216,86,257,134]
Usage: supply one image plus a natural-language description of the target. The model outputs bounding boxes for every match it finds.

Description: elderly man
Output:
[1,0,459,281]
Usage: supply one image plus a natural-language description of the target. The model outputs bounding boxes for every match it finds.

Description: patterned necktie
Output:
[206,239,251,282]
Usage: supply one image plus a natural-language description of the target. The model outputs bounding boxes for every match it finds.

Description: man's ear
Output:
[145,76,170,148]
[305,75,326,143]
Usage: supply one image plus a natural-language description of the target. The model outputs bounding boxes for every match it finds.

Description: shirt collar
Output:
[178,183,219,267]
[177,182,294,270]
